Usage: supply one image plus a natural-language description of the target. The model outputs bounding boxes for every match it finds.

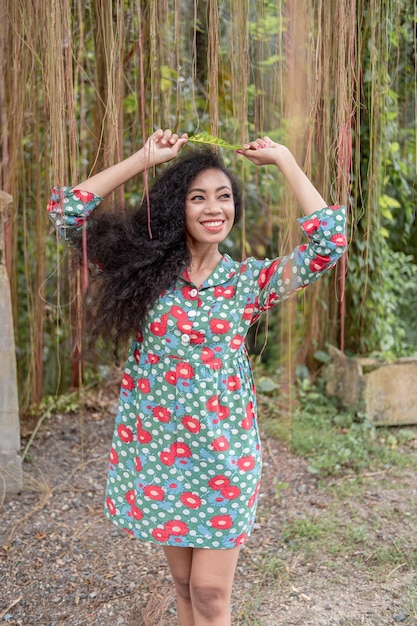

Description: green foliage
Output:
[259,376,417,477]
[347,242,417,357]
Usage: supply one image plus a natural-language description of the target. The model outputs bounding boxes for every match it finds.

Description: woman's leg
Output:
[189,546,241,625]
[163,546,194,626]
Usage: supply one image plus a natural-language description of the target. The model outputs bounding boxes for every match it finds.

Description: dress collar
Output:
[180,254,238,288]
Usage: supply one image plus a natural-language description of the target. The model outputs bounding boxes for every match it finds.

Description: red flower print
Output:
[149,313,169,336]
[117,424,134,443]
[258,260,280,289]
[310,255,331,272]
[190,330,205,344]
[180,492,202,509]
[129,505,143,520]
[164,370,178,385]
[182,415,201,433]
[241,416,252,430]
[214,285,235,299]
[106,497,116,516]
[302,216,320,234]
[227,375,241,391]
[175,362,195,379]
[171,305,187,320]
[201,347,216,363]
[160,450,175,466]
[134,349,141,363]
[144,485,165,500]
[125,489,136,504]
[137,429,152,444]
[237,455,256,472]
[137,378,151,393]
[265,293,279,308]
[121,373,135,390]
[135,456,142,471]
[181,286,199,300]
[109,447,118,466]
[177,318,193,334]
[218,405,230,420]
[211,436,230,452]
[210,514,233,530]
[208,475,230,490]
[171,442,191,458]
[331,233,347,247]
[241,402,255,430]
[47,199,59,213]
[299,244,308,253]
[74,189,95,203]
[234,532,247,545]
[147,353,160,364]
[221,485,241,500]
[242,303,255,320]
[206,395,219,411]
[208,357,223,371]
[151,528,170,542]
[136,330,144,343]
[209,318,231,334]
[152,406,171,423]
[164,520,189,536]
[230,334,245,350]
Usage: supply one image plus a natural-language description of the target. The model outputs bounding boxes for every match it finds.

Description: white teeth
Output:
[202,221,223,227]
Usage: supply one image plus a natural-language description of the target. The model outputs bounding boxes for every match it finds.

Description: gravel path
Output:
[1,388,416,625]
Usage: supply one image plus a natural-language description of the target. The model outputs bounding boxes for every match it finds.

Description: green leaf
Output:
[188,132,242,150]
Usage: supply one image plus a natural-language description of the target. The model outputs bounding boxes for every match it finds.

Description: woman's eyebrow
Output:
[187,185,232,193]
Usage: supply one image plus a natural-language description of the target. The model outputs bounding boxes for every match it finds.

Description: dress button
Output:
[189,288,198,298]
[181,334,191,344]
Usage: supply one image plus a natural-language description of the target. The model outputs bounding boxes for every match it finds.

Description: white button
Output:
[181,334,191,344]
[189,288,198,298]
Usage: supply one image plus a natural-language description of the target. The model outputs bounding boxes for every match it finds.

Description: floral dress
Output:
[48,187,347,549]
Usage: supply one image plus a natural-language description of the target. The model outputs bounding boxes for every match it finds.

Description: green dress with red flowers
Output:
[48,186,347,549]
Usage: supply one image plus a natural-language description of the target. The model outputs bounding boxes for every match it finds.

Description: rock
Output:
[323,346,417,425]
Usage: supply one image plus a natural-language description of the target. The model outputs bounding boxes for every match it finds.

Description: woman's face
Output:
[184,168,235,247]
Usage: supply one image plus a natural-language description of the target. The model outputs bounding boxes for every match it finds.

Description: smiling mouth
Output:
[200,220,225,231]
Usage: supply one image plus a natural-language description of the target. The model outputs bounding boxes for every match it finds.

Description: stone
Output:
[0,190,22,494]
[323,346,417,426]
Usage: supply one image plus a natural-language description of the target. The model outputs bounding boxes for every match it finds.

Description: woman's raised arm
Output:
[74,129,188,198]
[238,137,328,216]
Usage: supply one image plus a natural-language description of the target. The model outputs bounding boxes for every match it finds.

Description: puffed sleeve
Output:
[246,204,347,314]
[47,186,103,241]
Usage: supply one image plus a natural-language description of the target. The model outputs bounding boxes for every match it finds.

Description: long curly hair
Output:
[75,147,242,352]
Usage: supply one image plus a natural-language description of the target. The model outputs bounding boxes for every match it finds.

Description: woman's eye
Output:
[220,193,232,199]
[191,195,204,201]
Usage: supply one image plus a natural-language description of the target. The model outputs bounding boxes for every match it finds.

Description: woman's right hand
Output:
[142,129,188,167]
[72,129,188,199]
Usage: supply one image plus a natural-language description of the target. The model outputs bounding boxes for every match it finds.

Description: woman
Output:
[48,129,347,625]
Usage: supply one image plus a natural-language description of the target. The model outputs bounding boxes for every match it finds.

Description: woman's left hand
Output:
[237,136,290,167]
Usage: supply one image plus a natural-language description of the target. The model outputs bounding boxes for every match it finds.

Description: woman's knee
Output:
[172,574,192,601]
[190,582,229,619]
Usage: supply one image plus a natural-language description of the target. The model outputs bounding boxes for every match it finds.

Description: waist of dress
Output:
[135,343,248,365]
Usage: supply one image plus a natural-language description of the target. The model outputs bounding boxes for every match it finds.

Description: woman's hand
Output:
[237,136,289,167]
[142,129,188,167]
[238,136,328,216]
[73,129,188,198]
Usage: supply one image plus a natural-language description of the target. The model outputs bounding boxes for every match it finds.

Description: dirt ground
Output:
[1,385,416,626]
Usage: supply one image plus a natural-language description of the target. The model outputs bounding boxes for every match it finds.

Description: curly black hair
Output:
[74,146,242,352]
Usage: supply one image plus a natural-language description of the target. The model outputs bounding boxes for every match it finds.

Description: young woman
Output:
[48,129,347,625]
